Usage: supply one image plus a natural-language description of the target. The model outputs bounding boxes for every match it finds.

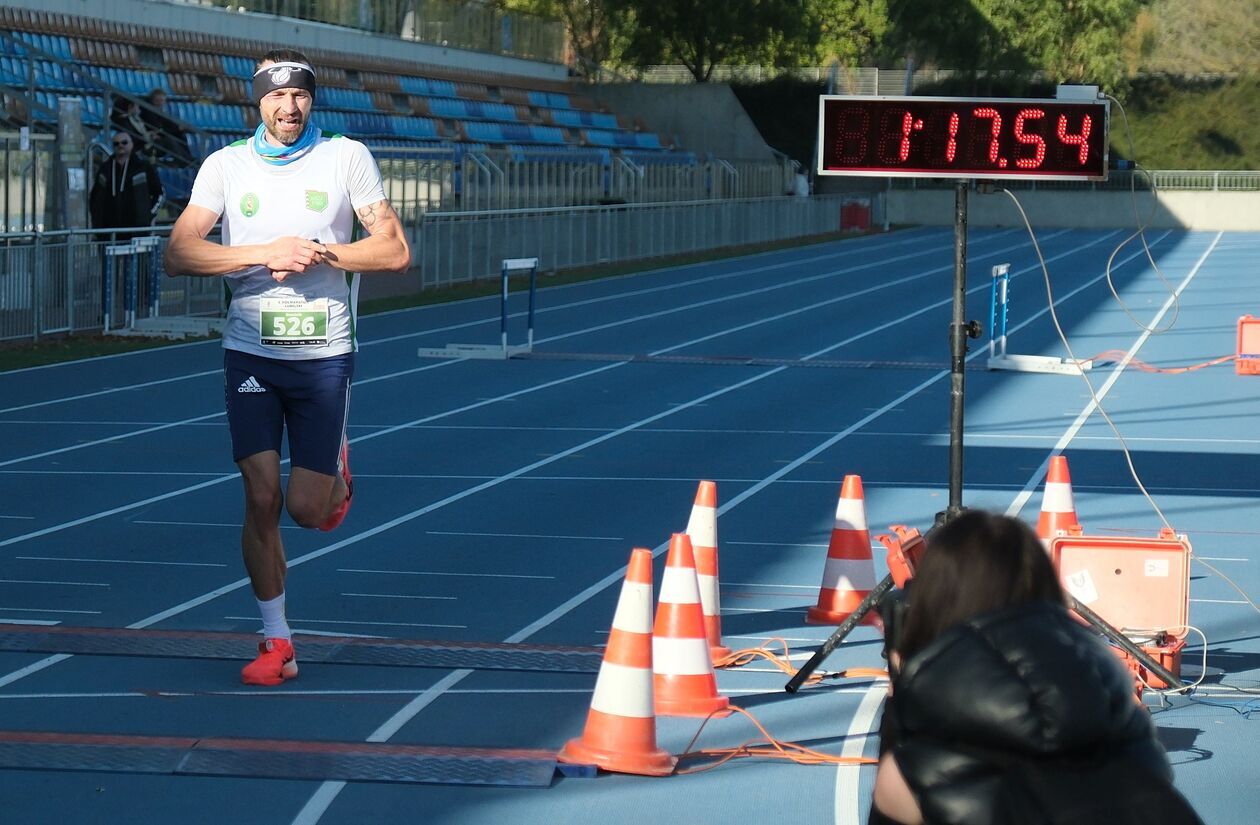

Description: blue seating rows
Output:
[1,24,673,155]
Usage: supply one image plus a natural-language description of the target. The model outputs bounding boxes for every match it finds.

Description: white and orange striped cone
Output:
[685,480,732,663]
[653,533,732,718]
[558,548,676,776]
[1036,455,1081,542]
[807,475,880,626]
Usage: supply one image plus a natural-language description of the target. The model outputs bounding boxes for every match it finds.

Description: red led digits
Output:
[836,106,870,163]
[972,107,1003,165]
[1057,114,1092,164]
[818,96,1107,180]
[1014,108,1047,169]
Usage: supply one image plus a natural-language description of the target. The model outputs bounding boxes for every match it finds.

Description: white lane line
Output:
[0,607,100,614]
[1002,231,1224,521]
[17,556,227,568]
[1189,599,1248,605]
[0,579,108,587]
[423,530,624,541]
[339,568,553,580]
[0,369,221,414]
[835,686,889,825]
[222,615,467,629]
[0,619,59,626]
[0,411,227,469]
[1198,558,1248,562]
[134,520,305,529]
[339,593,458,601]
[726,541,828,547]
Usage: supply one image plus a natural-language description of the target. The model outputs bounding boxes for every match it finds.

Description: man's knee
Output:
[244,481,284,520]
[285,481,332,528]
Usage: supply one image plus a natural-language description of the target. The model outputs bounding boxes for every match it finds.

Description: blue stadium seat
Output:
[463,122,505,143]
[529,126,566,145]
[427,78,457,98]
[223,56,253,79]
[427,97,468,119]
[398,76,430,96]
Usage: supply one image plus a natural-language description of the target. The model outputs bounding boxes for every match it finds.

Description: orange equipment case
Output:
[1237,315,1260,375]
[1048,530,1192,689]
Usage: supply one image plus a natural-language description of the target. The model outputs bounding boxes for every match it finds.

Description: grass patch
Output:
[1,229,872,372]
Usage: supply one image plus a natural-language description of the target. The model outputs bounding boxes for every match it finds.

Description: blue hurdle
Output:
[987,262,1092,375]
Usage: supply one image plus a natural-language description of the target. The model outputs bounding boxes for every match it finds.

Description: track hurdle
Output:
[987,262,1092,375]
[417,257,539,360]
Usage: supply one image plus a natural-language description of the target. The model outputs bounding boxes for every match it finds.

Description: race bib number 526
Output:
[260,296,329,346]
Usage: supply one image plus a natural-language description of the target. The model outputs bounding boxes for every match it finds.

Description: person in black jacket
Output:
[871,511,1203,825]
[89,130,163,238]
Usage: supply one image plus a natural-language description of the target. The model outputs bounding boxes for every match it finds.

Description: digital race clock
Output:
[817,95,1110,181]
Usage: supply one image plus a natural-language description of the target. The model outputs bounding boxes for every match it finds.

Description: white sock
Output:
[257,593,292,640]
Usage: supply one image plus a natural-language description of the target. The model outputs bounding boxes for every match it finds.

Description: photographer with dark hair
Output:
[871,511,1202,825]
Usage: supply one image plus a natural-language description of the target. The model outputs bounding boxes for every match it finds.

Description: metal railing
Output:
[889,170,1260,192]
[0,227,223,342]
[411,194,864,287]
[374,148,797,215]
[0,131,56,232]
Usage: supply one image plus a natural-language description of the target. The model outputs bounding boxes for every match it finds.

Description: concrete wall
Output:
[590,83,778,161]
[13,0,569,82]
[887,189,1260,231]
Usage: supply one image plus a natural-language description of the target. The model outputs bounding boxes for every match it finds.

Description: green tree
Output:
[611,0,815,81]
[885,0,1144,94]
[805,0,889,67]
[493,0,627,76]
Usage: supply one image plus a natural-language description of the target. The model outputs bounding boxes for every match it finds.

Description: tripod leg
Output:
[1070,597,1186,692]
[785,574,895,693]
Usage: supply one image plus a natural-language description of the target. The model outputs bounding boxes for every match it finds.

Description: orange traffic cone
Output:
[807,475,879,626]
[1037,455,1081,542]
[685,480,732,663]
[653,533,732,718]
[558,547,676,776]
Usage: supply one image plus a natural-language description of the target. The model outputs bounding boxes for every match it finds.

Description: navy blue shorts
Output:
[223,349,354,476]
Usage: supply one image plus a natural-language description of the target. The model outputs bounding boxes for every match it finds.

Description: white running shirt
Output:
[188,131,386,359]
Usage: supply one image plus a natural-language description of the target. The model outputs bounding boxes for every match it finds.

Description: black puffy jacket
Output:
[886,601,1202,825]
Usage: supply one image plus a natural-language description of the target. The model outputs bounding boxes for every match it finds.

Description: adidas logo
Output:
[237,376,266,393]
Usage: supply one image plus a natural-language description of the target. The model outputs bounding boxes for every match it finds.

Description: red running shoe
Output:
[318,436,353,532]
[240,637,298,686]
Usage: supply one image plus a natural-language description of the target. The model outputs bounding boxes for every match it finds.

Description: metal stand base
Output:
[416,343,532,361]
[988,354,1092,375]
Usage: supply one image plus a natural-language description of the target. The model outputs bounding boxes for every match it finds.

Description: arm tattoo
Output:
[356,200,396,235]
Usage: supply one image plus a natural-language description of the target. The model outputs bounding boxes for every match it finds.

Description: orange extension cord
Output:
[670,639,885,772]
[1088,350,1236,374]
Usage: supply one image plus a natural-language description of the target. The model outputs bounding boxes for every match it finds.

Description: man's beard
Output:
[265,113,306,146]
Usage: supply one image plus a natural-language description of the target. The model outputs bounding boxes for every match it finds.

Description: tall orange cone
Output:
[558,548,676,776]
[685,480,731,663]
[807,475,879,626]
[1037,455,1080,542]
[653,533,732,718]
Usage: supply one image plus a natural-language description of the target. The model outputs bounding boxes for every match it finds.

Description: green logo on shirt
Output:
[240,193,259,218]
[305,190,329,212]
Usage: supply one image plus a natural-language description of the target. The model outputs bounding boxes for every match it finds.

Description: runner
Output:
[164,48,411,685]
